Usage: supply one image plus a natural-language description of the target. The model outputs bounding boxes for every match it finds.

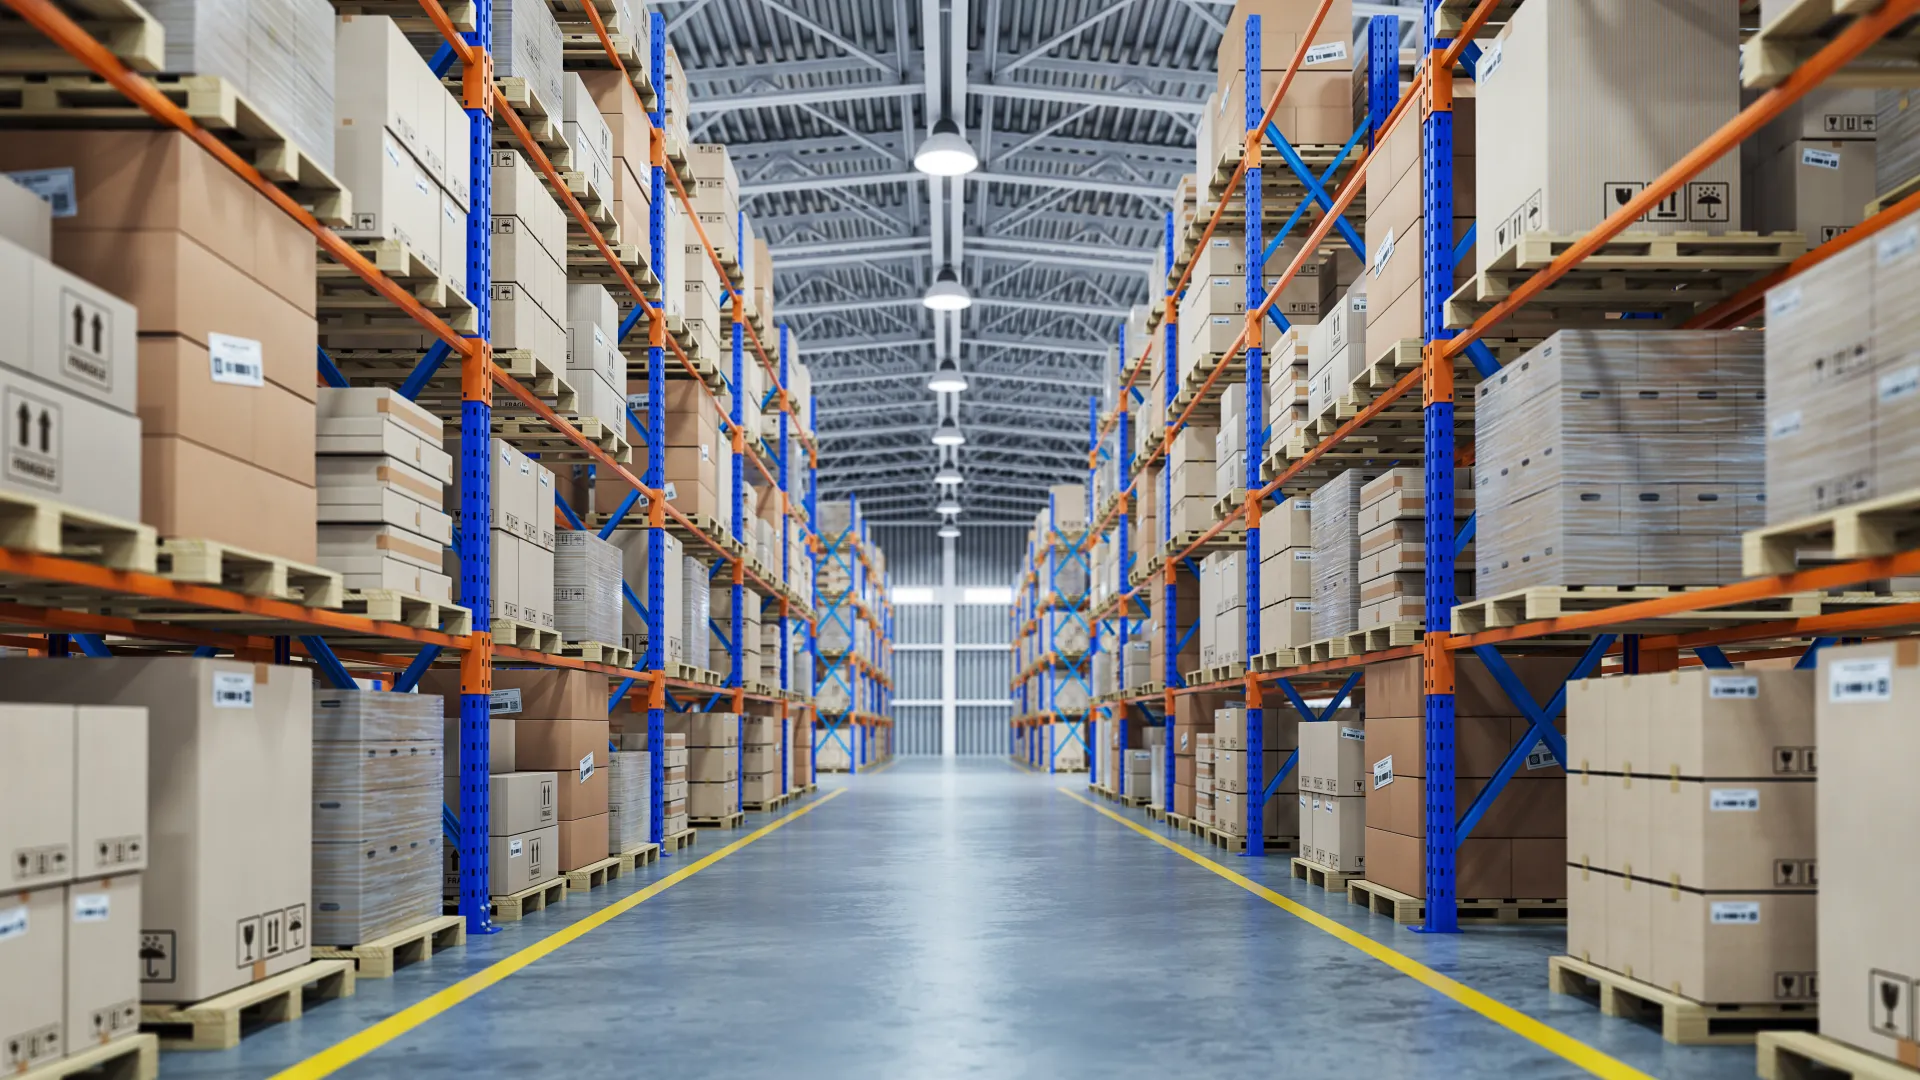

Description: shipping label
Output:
[1829,657,1892,702]
[1478,40,1504,81]
[71,893,110,922]
[1879,224,1920,265]
[1340,726,1365,741]
[1304,41,1347,66]
[0,903,26,941]
[208,333,265,387]
[7,166,76,216]
[1709,675,1760,699]
[1710,788,1761,811]
[490,687,524,715]
[1709,901,1762,924]
[508,837,523,858]
[211,671,255,709]
[1524,740,1559,770]
[579,751,595,783]
[1802,147,1842,169]
[1372,755,1393,789]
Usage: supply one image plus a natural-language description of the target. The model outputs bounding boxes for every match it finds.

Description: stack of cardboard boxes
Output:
[1170,694,1228,819]
[712,581,763,685]
[449,438,555,630]
[554,529,622,646]
[606,750,651,855]
[614,529,685,665]
[1166,426,1216,538]
[1194,730,1215,827]
[0,700,145,1070]
[743,716,783,806]
[311,690,442,945]
[0,172,140,525]
[678,713,739,820]
[600,381,728,526]
[1365,70,1472,352]
[1764,206,1920,525]
[1363,655,1573,901]
[1308,468,1378,639]
[1,658,314,1008]
[562,73,615,219]
[1299,716,1367,872]
[1307,280,1368,425]
[488,148,570,380]
[1566,670,1817,1005]
[565,284,629,439]
[1205,0,1354,186]
[1198,549,1247,673]
[335,15,471,300]
[515,688,609,874]
[1265,327,1312,451]
[1747,88,1877,244]
[576,66,655,273]
[316,389,456,601]
[1476,330,1764,595]
[1211,705,1299,842]
[1257,498,1315,656]
[1352,468,1472,630]
[661,731,689,835]
[157,0,336,173]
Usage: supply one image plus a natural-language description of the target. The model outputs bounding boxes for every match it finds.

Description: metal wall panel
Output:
[957,650,1010,701]
[895,604,941,645]
[897,650,941,700]
[871,525,942,587]
[957,706,1012,755]
[956,604,1011,645]
[896,705,942,756]
[957,525,1026,585]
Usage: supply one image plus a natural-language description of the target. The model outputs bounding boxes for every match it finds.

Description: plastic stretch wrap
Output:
[616,530,683,664]
[310,689,439,945]
[607,750,650,853]
[555,530,622,645]
[682,554,710,670]
[1310,470,1377,639]
[1477,330,1764,594]
[493,0,565,124]
[1877,91,1920,199]
[154,0,335,172]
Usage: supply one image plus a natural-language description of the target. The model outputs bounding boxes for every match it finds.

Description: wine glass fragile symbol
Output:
[1881,978,1903,1031]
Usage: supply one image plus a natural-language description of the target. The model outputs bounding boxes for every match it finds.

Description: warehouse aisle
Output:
[165,759,1754,1079]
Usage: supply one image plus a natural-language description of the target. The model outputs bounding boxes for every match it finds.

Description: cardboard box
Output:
[423,668,609,721]
[1364,828,1513,900]
[75,706,147,878]
[1650,888,1818,1005]
[1647,780,1816,891]
[688,780,737,819]
[142,434,315,562]
[688,745,738,783]
[669,712,741,747]
[65,873,140,1050]
[1316,794,1366,872]
[0,704,74,890]
[556,813,609,872]
[512,719,610,776]
[0,172,50,257]
[0,658,312,1003]
[464,825,558,896]
[1565,863,1613,969]
[0,886,65,1069]
[1747,138,1875,245]
[138,335,313,487]
[1365,654,1581,720]
[549,760,608,821]
[1298,718,1367,796]
[442,712,515,776]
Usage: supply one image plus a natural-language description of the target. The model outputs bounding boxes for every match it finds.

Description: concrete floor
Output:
[162,758,1760,1079]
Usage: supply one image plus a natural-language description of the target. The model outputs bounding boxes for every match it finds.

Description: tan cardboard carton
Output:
[471,772,555,835]
[0,658,313,1003]
[1650,888,1818,1006]
[455,825,558,896]
[1647,780,1817,891]
[512,719,609,778]
[423,668,608,721]
[550,764,608,822]
[556,814,609,872]
[1298,718,1367,796]
[65,874,140,1050]
[441,710,515,776]
[688,780,738,819]
[0,886,65,1069]
[75,706,147,879]
[1317,794,1365,872]
[0,704,74,890]
[670,712,741,746]
[1605,869,1655,982]
[1566,863,1612,969]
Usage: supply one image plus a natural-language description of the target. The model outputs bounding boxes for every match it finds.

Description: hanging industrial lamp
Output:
[927,354,968,393]
[931,414,966,446]
[923,265,971,311]
[938,519,961,539]
[936,494,963,516]
[914,116,979,176]
[935,462,964,485]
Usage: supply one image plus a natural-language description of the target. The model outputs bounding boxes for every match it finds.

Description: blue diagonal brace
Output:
[609,676,636,714]
[599,488,641,539]
[1261,748,1299,800]
[316,347,350,389]
[555,492,585,531]
[1694,646,1734,669]
[398,341,453,401]
[622,580,651,621]
[1796,638,1836,670]
[1458,635,1616,842]
[72,634,111,657]
[1261,113,1370,268]
[394,646,441,693]
[1454,513,1477,557]
[429,41,457,77]
[1452,222,1476,270]
[1464,339,1502,379]
[1263,122,1365,258]
[299,636,359,690]
[192,645,221,658]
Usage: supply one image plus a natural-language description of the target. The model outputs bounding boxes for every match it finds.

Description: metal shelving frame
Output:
[1067,0,1920,932]
[1007,498,1096,775]
[0,0,884,936]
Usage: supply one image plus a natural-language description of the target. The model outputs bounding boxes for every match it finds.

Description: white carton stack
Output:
[492,0,564,127]
[680,231,724,363]
[444,438,553,629]
[1266,327,1312,453]
[1166,426,1216,536]
[1746,88,1878,244]
[606,749,650,855]
[561,74,614,213]
[615,530,684,663]
[315,388,455,602]
[1352,468,1473,630]
[554,530,621,646]
[1308,280,1367,424]
[1258,498,1315,655]
[156,0,335,172]
[683,554,711,670]
[310,689,441,946]
[490,150,569,378]
[1215,383,1246,499]
[1309,469,1379,640]
[565,284,626,436]
[687,142,741,261]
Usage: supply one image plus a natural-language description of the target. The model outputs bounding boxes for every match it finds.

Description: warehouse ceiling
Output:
[662,0,1423,524]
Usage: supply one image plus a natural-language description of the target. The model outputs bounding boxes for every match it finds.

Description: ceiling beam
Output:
[741,168,1168,200]
[970,82,1205,116]
[817,421,1087,443]
[812,370,1103,390]
[801,335,1108,356]
[782,296,1129,318]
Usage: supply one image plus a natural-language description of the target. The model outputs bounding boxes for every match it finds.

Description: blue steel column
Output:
[644,10,669,847]
[1084,406,1098,790]
[730,290,746,811]
[1160,209,1178,819]
[1420,0,1460,933]
[807,396,820,786]
[778,325,791,795]
[455,1,496,934]
[1241,13,1266,856]
[1369,15,1399,148]
[1116,322,1132,800]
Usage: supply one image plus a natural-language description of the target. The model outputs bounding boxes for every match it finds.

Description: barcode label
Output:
[579,751,595,783]
[1340,726,1365,741]
[1294,601,1313,612]
[490,688,524,715]
[1770,411,1803,440]
[508,838,522,858]
[1880,365,1920,404]
[212,671,254,708]
[0,905,25,941]
[1525,741,1559,770]
[1304,41,1347,65]
[72,893,110,922]
[1371,229,1395,277]
[1479,40,1504,80]
[6,167,76,217]
[1373,755,1394,789]
[1294,550,1314,560]
[1711,901,1762,924]
[1829,657,1892,702]
[1801,147,1842,169]
[1711,788,1762,811]
[1878,225,1919,265]
[208,333,265,387]
[1710,676,1760,699]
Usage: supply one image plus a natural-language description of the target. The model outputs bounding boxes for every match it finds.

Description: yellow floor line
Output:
[1057,788,1655,1080]
[274,788,847,1080]
[858,758,897,775]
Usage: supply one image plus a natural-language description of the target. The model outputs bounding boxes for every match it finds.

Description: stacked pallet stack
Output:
[449,438,556,638]
[316,389,456,604]
[1364,55,1471,363]
[1308,468,1378,641]
[1298,714,1367,875]
[1210,704,1299,846]
[1565,671,1816,1010]
[564,283,628,442]
[1354,468,1471,631]
[743,715,782,808]
[488,142,571,386]
[678,713,740,823]
[0,698,146,1070]
[1169,694,1227,821]
[555,529,622,651]
[312,689,442,947]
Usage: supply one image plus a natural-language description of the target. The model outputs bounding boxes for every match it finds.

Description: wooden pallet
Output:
[555,168,619,238]
[332,1,478,32]
[496,413,632,464]
[1347,878,1566,926]
[744,790,796,813]
[1204,828,1296,854]
[341,589,472,636]
[561,639,633,668]
[667,660,723,686]
[493,616,562,653]
[141,959,355,1051]
[155,538,345,608]
[0,0,162,72]
[488,76,571,170]
[0,489,157,572]
[1869,170,1920,219]
[317,237,478,333]
[1291,856,1363,891]
[1195,662,1246,686]
[1446,231,1805,332]
[1743,0,1920,89]
[1744,487,1920,576]
[663,827,699,851]
[690,811,747,830]
[562,855,620,892]
[570,237,660,294]
[0,73,349,224]
[1161,527,1242,561]
[12,1032,156,1080]
[616,842,660,872]
[312,914,465,979]
[478,877,567,923]
[1548,954,1818,1045]
[1759,1031,1919,1080]
[1452,584,1823,635]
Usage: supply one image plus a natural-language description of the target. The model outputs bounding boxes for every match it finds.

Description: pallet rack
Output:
[0,0,892,936]
[1071,0,1920,933]
[810,492,895,774]
[1008,489,1096,774]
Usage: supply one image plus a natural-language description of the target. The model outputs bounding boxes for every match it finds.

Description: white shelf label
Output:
[208,333,265,387]
[579,751,595,783]
[1710,788,1761,811]
[1710,901,1762,924]
[212,672,254,709]
[1304,41,1347,65]
[1829,657,1892,702]
[1373,755,1394,789]
[490,687,524,715]
[1709,676,1760,699]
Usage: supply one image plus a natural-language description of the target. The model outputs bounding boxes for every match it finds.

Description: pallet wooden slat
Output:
[1348,878,1567,926]
[155,538,346,609]
[1744,486,1920,576]
[1290,856,1362,892]
[1451,584,1824,635]
[663,827,699,851]
[562,855,620,892]
[12,1032,156,1080]
[615,842,660,872]
[0,0,163,73]
[311,914,465,979]
[1549,954,1819,1045]
[690,811,747,830]
[1758,1031,1919,1080]
[140,959,355,1051]
[0,490,157,571]
[560,639,633,668]
[341,589,472,636]
[475,877,568,924]
[1742,0,1920,89]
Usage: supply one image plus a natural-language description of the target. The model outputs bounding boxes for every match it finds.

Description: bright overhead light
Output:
[923,265,971,311]
[914,116,979,176]
[931,414,966,447]
[927,354,968,393]
[938,521,961,539]
[935,463,964,485]
[937,496,962,516]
